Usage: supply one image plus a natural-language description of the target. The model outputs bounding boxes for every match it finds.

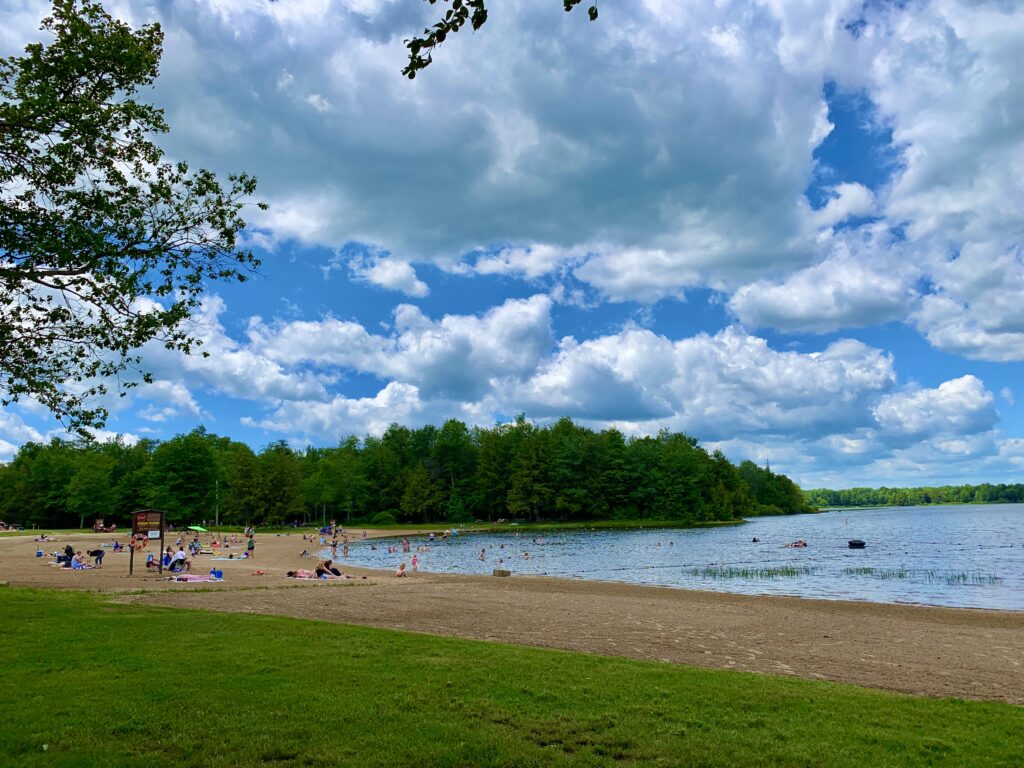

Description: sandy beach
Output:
[2,529,1022,705]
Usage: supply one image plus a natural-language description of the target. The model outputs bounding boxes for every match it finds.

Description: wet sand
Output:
[2,530,1022,704]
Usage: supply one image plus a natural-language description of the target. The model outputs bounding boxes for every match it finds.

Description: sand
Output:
[2,529,1022,704]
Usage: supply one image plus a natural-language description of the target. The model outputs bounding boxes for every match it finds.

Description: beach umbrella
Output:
[188,525,207,532]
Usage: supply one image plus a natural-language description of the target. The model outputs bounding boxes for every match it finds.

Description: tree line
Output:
[804,484,1024,508]
[0,418,811,529]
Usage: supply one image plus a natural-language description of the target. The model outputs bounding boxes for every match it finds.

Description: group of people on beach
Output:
[286,558,363,580]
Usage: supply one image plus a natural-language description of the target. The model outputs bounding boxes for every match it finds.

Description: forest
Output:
[0,417,811,529]
[804,484,1024,508]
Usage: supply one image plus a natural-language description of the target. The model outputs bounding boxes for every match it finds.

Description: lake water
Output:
[331,504,1024,610]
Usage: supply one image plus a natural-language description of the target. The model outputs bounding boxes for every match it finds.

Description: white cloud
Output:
[0,411,45,449]
[911,246,1024,360]
[141,296,333,404]
[244,381,422,438]
[813,183,875,229]
[348,254,429,297]
[473,244,588,280]
[503,325,896,441]
[249,294,554,401]
[873,375,996,439]
[729,229,918,333]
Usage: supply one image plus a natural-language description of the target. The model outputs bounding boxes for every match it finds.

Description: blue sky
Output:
[2,0,1023,488]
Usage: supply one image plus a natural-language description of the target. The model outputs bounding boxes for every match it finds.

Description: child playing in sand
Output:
[396,563,408,577]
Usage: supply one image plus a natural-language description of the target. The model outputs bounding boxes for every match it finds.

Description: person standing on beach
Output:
[246,535,255,559]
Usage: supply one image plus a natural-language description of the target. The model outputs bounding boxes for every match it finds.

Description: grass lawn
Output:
[1,587,1020,767]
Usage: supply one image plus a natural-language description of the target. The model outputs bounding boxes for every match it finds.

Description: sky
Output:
[1,0,1023,489]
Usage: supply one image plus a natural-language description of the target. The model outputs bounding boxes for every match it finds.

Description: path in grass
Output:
[2,587,1021,768]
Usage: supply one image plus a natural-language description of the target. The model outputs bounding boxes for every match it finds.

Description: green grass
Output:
[0,588,1020,767]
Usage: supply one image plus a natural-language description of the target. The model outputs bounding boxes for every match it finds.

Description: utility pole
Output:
[215,479,220,528]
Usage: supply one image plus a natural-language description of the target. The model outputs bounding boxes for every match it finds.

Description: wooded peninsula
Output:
[0,417,810,529]
[804,484,1024,508]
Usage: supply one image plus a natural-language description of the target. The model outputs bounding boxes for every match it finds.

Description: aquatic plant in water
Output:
[690,566,816,579]
[841,567,1001,585]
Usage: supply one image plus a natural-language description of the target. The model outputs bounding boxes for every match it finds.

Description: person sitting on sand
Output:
[169,547,191,572]
[71,551,92,570]
[396,563,408,577]
[112,540,123,552]
[315,559,342,578]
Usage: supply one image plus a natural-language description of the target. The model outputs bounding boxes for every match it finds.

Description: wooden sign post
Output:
[129,509,165,575]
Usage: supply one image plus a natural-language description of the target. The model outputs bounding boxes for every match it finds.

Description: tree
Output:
[255,441,303,525]
[145,430,217,524]
[66,447,115,528]
[398,0,600,79]
[0,1,263,434]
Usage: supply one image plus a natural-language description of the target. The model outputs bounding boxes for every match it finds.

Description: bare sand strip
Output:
[3,531,1022,704]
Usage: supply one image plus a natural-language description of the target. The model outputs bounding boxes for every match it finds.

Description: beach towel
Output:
[164,574,223,583]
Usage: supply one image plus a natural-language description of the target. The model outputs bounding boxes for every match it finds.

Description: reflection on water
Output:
[331,504,1024,610]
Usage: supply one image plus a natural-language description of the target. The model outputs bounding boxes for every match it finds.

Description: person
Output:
[286,569,316,578]
[112,540,123,552]
[61,543,75,567]
[246,535,255,559]
[71,551,92,570]
[169,547,191,572]
[87,548,105,567]
[395,562,408,577]
[322,560,342,576]
[411,554,419,571]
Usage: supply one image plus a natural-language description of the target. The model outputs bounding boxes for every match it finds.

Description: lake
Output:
[332,504,1024,610]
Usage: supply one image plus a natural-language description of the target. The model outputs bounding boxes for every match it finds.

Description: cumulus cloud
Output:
[244,381,423,438]
[348,253,429,297]
[249,294,554,401]
[729,229,919,333]
[498,324,897,442]
[873,375,997,439]
[910,247,1024,360]
[0,411,45,450]
[813,183,875,230]
[141,296,333,404]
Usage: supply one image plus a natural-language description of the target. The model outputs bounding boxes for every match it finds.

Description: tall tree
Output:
[255,441,303,526]
[0,1,262,433]
[145,430,217,524]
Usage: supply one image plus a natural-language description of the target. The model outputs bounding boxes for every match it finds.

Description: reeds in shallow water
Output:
[690,565,815,579]
[841,567,1002,585]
